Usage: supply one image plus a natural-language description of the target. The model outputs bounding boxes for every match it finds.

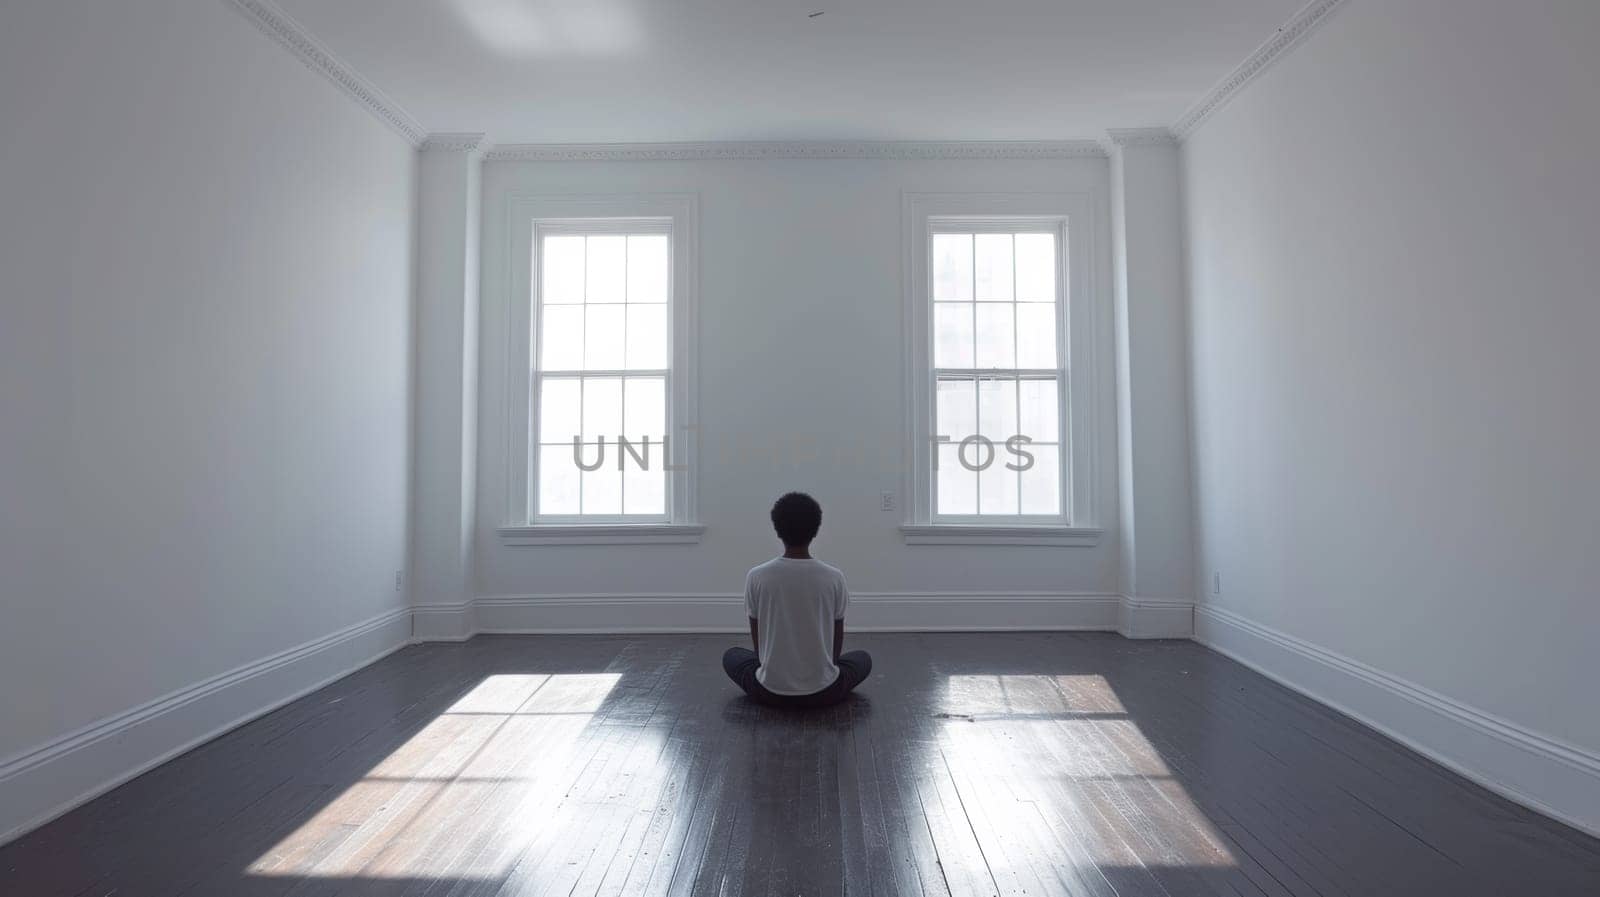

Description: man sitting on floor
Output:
[722,492,872,707]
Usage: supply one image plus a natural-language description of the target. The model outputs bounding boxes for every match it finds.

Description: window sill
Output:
[498,524,706,546]
[900,524,1102,547]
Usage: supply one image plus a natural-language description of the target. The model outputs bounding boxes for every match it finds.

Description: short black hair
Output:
[769,491,822,546]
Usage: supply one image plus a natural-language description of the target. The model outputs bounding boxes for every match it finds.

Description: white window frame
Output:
[498,194,701,546]
[901,193,1102,547]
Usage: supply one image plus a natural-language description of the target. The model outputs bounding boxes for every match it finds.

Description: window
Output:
[502,195,700,544]
[902,195,1101,545]
[931,227,1064,519]
[534,227,670,519]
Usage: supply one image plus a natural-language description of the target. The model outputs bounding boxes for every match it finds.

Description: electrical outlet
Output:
[1212,571,1221,595]
[394,571,404,592]
[880,491,896,512]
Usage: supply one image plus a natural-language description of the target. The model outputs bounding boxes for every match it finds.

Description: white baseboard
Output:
[412,600,476,642]
[1195,603,1600,838]
[0,606,413,848]
[473,594,744,634]
[419,591,1124,637]
[851,592,1121,632]
[1117,597,1195,639]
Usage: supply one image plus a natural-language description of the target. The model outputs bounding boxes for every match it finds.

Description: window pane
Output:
[625,304,668,370]
[1015,233,1055,301]
[584,305,626,369]
[977,377,1018,444]
[540,305,584,370]
[974,304,1015,368]
[932,234,973,301]
[627,234,668,303]
[1019,443,1060,515]
[623,377,665,441]
[1016,303,1057,368]
[974,234,1014,301]
[581,462,622,514]
[979,457,1019,515]
[541,235,585,304]
[936,443,977,515]
[585,235,626,303]
[1019,378,1059,443]
[539,378,581,444]
[933,303,974,368]
[616,437,658,473]
[935,378,976,443]
[582,377,622,441]
[622,443,666,515]
[538,444,580,515]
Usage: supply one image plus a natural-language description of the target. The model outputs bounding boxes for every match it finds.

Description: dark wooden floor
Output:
[4,634,1598,896]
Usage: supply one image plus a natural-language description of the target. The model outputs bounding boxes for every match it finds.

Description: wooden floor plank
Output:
[3,633,1598,897]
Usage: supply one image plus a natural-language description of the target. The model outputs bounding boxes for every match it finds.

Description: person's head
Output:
[769,491,822,548]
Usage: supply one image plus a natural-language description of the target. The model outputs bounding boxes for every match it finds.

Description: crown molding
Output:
[1106,128,1180,149]
[483,140,1109,162]
[421,132,487,153]
[225,0,426,146]
[1172,0,1348,140]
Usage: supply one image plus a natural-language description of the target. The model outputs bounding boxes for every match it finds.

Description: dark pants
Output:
[722,647,872,708]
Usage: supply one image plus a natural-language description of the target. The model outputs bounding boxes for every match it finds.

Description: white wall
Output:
[475,158,1118,601]
[0,0,415,834]
[1185,0,1600,828]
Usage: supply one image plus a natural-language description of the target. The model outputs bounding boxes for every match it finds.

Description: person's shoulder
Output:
[747,557,784,580]
[813,559,846,583]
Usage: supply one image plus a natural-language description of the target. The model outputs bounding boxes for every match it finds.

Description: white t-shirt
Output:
[744,556,850,695]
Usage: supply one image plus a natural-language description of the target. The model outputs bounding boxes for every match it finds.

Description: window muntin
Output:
[929,223,1068,521]
[532,225,672,521]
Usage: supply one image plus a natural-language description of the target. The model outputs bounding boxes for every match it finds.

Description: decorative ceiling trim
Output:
[1172,0,1348,140]
[1106,128,1179,148]
[421,133,487,153]
[483,140,1109,162]
[225,0,426,146]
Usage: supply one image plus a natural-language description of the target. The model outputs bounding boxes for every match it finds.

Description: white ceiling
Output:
[274,0,1305,144]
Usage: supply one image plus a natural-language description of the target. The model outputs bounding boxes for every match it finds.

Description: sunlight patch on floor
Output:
[247,672,622,880]
[942,673,1128,716]
[937,673,1236,869]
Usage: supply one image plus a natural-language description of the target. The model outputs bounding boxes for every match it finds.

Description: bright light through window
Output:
[931,227,1065,519]
[535,230,670,519]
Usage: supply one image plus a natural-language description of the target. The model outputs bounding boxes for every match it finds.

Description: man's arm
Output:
[833,618,844,662]
[749,617,760,653]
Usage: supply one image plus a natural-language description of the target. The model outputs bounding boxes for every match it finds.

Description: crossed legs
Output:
[722,647,872,708]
